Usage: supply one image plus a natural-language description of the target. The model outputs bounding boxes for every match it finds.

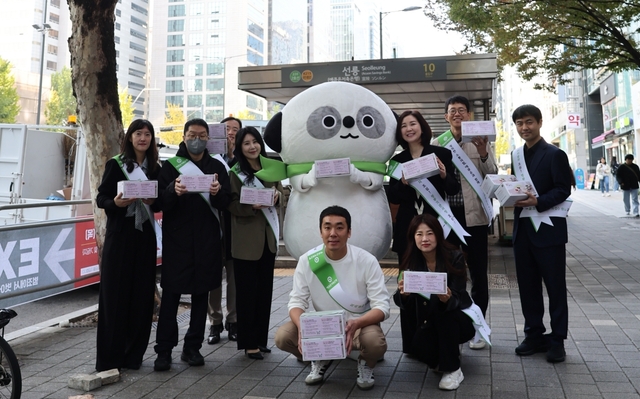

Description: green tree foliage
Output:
[45,66,77,125]
[160,102,185,145]
[494,120,510,158]
[424,0,640,88]
[236,109,257,120]
[0,57,20,123]
[118,85,134,128]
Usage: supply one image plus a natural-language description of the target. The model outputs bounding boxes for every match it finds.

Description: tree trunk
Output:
[67,0,122,260]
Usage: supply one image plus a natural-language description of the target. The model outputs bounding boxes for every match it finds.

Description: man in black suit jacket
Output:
[510,105,572,363]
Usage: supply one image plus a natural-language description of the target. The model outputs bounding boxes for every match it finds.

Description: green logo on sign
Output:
[289,70,301,83]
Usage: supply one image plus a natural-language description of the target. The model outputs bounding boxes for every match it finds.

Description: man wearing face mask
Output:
[153,118,231,371]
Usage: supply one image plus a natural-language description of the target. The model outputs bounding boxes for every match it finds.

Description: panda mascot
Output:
[264,81,397,260]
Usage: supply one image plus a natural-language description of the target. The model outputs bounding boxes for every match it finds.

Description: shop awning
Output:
[591,130,615,144]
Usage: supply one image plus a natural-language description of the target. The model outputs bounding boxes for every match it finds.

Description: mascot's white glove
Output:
[349,164,382,190]
[291,164,318,193]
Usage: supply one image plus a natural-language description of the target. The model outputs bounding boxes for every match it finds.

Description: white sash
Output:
[512,147,572,231]
[211,154,231,172]
[437,132,494,224]
[461,303,492,345]
[169,157,221,224]
[235,170,280,249]
[388,161,470,244]
[117,161,162,239]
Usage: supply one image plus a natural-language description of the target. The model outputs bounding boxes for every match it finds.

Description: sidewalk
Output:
[10,188,640,398]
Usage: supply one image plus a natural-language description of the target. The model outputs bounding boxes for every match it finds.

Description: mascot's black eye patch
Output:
[307,106,342,140]
[356,106,385,139]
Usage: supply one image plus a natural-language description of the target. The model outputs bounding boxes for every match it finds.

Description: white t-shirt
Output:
[288,244,390,321]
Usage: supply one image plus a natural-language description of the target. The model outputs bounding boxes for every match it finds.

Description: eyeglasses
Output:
[185,132,208,140]
[447,108,468,115]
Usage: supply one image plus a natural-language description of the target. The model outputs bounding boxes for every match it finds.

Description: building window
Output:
[48,29,58,39]
[129,68,146,79]
[187,95,202,107]
[206,94,223,107]
[168,19,185,32]
[46,60,57,71]
[50,0,60,8]
[190,18,203,31]
[131,3,148,16]
[131,16,147,28]
[168,5,186,17]
[247,20,264,39]
[129,81,145,90]
[206,63,223,76]
[189,64,203,76]
[246,95,263,111]
[47,44,57,55]
[247,50,263,66]
[165,95,183,106]
[189,49,202,61]
[166,65,184,77]
[190,3,203,15]
[115,9,121,17]
[115,22,121,30]
[115,36,120,44]
[130,42,146,53]
[166,80,184,93]
[247,35,263,53]
[167,49,185,62]
[187,79,203,92]
[130,29,147,41]
[49,12,59,24]
[206,78,223,91]
[189,33,203,46]
[130,56,146,66]
[168,0,183,2]
[167,34,184,47]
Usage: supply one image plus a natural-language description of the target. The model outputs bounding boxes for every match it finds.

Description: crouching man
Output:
[275,205,390,390]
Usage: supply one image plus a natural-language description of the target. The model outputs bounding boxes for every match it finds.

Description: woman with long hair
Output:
[95,119,160,371]
[394,214,476,391]
[228,126,283,359]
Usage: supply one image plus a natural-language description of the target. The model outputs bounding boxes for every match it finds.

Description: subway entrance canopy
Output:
[238,53,498,135]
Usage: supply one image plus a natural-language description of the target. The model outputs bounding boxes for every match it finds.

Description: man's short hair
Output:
[625,154,634,161]
[184,118,209,135]
[221,116,242,128]
[512,104,542,123]
[444,95,470,113]
[319,206,351,230]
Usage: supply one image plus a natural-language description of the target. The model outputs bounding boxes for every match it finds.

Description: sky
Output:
[382,1,468,58]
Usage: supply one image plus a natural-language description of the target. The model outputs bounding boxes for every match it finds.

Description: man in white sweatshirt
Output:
[274,205,390,391]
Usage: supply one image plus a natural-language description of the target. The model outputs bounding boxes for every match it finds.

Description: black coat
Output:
[156,143,231,294]
[616,162,640,191]
[386,146,459,255]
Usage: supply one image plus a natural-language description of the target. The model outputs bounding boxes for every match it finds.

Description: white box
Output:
[461,121,497,142]
[117,180,158,199]
[208,123,227,139]
[494,181,537,207]
[481,174,518,199]
[239,186,275,206]
[301,335,347,361]
[315,158,351,178]
[181,175,215,193]
[402,153,439,180]
[403,271,448,295]
[206,138,227,154]
[300,310,346,338]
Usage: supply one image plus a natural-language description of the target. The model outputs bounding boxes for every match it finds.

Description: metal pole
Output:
[36,0,48,125]
[222,57,226,119]
[379,12,383,59]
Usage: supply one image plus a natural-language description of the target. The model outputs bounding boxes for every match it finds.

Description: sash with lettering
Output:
[113,155,163,248]
[308,244,371,314]
[166,156,220,224]
[398,271,491,345]
[230,163,280,247]
[512,146,572,231]
[387,160,470,245]
[436,131,494,224]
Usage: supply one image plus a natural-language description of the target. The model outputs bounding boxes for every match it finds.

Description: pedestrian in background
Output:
[596,157,611,196]
[611,156,620,191]
[616,154,640,217]
[95,119,160,372]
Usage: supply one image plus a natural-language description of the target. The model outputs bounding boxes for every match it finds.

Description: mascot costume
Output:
[264,81,397,260]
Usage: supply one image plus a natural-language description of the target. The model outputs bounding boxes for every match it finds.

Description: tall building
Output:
[0,0,151,124]
[148,0,269,127]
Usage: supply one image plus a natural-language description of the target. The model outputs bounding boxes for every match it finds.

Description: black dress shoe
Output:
[154,352,172,371]
[257,345,271,353]
[546,344,566,363]
[208,324,223,345]
[245,350,264,360]
[226,322,238,342]
[181,349,205,366]
[515,336,549,356]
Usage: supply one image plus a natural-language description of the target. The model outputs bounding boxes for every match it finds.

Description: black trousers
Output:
[233,242,275,350]
[446,207,490,316]
[96,222,156,371]
[513,235,568,343]
[154,290,208,354]
[414,308,475,372]
[395,248,419,354]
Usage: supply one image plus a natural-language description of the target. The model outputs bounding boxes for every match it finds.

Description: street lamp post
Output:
[32,0,51,125]
[379,6,422,59]
[132,87,159,119]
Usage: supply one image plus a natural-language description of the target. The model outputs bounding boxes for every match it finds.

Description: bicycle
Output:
[0,309,20,399]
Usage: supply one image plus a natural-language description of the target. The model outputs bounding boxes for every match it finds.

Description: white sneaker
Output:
[439,368,464,390]
[469,338,486,349]
[606,193,611,197]
[305,360,332,385]
[602,193,605,197]
[356,359,375,390]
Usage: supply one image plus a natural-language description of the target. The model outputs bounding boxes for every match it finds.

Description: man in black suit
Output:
[510,105,572,363]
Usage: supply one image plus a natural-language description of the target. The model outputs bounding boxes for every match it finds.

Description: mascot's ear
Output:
[392,109,400,121]
[264,112,282,153]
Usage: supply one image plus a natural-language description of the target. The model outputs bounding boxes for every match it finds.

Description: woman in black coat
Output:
[394,214,475,391]
[95,119,160,371]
